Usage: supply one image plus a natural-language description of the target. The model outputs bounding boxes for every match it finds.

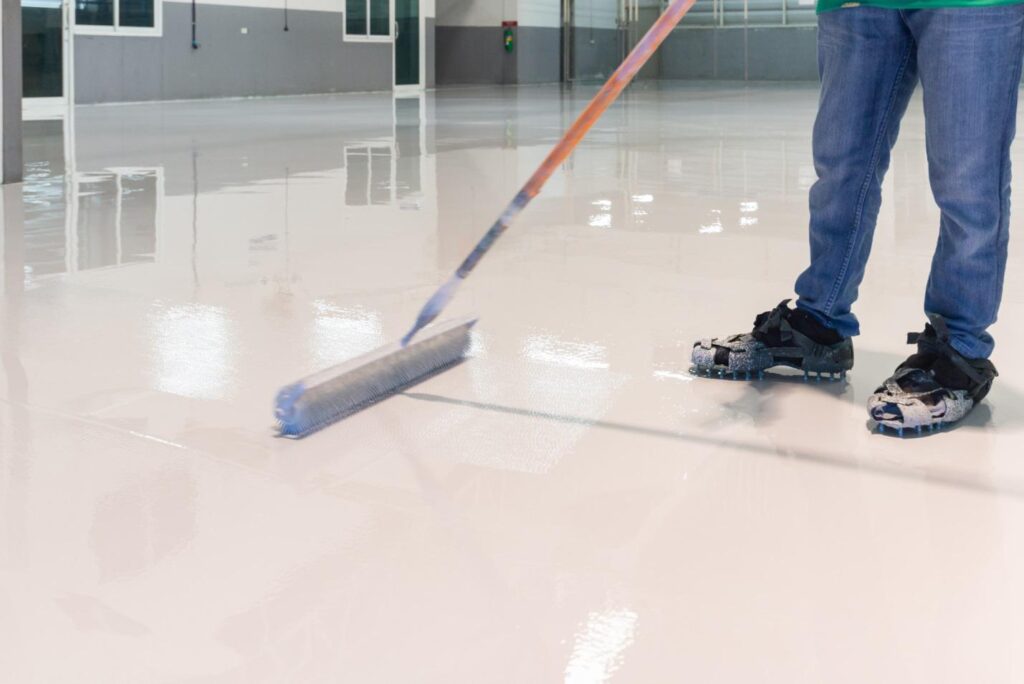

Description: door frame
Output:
[563,0,640,83]
[22,0,75,121]
[392,0,426,92]
[561,0,572,82]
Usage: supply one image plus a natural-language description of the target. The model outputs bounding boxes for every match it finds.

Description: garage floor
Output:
[3,83,1024,682]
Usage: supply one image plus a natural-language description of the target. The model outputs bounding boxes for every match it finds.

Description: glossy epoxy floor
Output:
[4,84,1024,682]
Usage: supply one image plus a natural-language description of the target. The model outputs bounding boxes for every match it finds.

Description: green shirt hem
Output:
[818,0,1024,14]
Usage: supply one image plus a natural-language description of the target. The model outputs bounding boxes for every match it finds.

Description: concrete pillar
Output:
[1,0,23,184]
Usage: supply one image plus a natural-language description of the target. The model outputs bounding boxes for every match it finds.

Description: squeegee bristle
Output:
[274,317,476,438]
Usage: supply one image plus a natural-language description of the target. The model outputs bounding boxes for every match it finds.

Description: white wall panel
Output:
[437,0,516,27]
[518,0,558,27]
[571,0,616,29]
[166,0,344,15]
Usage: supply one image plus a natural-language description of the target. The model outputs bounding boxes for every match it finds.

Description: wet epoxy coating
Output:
[4,84,1024,682]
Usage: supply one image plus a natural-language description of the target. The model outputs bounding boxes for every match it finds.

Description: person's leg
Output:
[867,7,1023,434]
[908,7,1024,360]
[794,8,918,338]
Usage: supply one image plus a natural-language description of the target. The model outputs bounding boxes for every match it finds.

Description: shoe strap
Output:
[906,313,998,391]
[753,299,794,343]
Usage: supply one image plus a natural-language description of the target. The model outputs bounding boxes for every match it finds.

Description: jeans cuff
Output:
[948,336,992,361]
[794,299,853,337]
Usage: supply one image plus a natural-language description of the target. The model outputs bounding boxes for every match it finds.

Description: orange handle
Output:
[405,0,697,344]
[455,0,698,279]
[523,0,698,198]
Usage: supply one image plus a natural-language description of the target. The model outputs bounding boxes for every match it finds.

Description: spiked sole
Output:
[874,420,946,438]
[689,364,847,383]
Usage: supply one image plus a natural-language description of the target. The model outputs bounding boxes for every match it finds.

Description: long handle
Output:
[402,0,697,346]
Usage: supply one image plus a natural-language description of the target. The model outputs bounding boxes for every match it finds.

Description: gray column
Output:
[1,0,23,184]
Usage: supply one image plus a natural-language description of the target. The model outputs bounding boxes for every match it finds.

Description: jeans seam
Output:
[990,19,1024,343]
[821,41,914,317]
[961,17,1024,358]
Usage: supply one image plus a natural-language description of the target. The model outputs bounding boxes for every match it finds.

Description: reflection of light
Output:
[311,301,382,366]
[740,201,758,212]
[589,199,612,228]
[564,610,638,684]
[700,209,723,234]
[653,369,693,383]
[631,194,653,203]
[523,335,609,370]
[467,329,487,358]
[151,304,233,400]
[739,216,758,226]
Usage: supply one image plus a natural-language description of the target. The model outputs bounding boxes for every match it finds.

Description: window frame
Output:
[74,0,163,37]
[343,0,394,43]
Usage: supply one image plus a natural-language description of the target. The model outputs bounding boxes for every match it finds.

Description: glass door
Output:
[563,0,662,82]
[22,0,73,120]
[627,0,660,81]
[564,0,621,82]
[393,0,423,90]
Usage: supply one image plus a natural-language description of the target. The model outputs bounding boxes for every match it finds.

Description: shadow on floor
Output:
[703,345,1024,433]
[401,391,1024,501]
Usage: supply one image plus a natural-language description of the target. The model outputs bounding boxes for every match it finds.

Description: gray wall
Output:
[434,23,821,86]
[75,3,393,104]
[569,24,820,82]
[517,26,560,84]
[2,0,23,183]
[426,17,436,87]
[74,9,822,104]
[435,26,516,85]
[660,26,818,81]
[435,25,560,85]
[570,26,618,81]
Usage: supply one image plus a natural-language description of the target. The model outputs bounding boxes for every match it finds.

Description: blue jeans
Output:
[794,6,1024,359]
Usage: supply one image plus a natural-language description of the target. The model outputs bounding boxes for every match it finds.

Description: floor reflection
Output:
[76,169,161,271]
[5,84,1024,684]
[20,120,163,285]
[13,94,440,303]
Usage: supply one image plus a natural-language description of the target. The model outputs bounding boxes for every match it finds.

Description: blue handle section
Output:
[401,191,529,347]
[456,190,530,278]
[274,381,307,437]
